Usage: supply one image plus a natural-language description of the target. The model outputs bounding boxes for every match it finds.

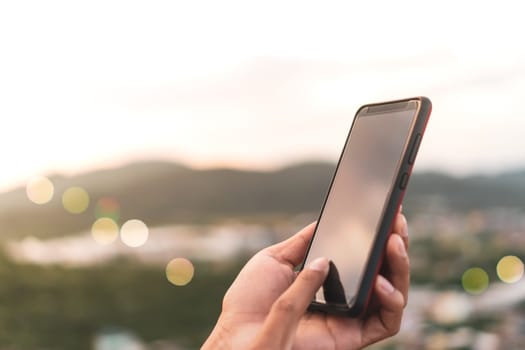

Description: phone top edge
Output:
[361,101,417,116]
[357,96,429,117]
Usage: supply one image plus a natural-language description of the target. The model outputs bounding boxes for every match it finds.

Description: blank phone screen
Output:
[304,102,418,305]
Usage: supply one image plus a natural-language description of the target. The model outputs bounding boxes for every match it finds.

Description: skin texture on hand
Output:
[202,211,410,350]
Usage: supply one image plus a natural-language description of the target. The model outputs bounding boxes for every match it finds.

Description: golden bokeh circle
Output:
[26,176,54,204]
[62,187,90,214]
[462,267,489,295]
[166,258,195,286]
[497,255,524,284]
[91,218,119,245]
[120,219,149,247]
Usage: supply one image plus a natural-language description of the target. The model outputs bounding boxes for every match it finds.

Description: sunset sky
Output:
[1,0,525,192]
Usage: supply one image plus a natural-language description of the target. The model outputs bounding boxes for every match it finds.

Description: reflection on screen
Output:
[305,105,417,305]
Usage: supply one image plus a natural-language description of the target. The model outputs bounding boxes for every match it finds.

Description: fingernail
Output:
[399,204,403,213]
[397,235,407,257]
[378,275,395,294]
[308,257,329,273]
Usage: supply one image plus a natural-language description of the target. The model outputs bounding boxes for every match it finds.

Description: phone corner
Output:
[418,96,432,109]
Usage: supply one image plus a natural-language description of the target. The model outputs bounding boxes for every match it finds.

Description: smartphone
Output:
[301,96,432,317]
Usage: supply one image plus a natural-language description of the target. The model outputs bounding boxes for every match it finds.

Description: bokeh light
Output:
[425,331,449,350]
[62,187,90,214]
[91,218,119,245]
[428,292,471,325]
[95,197,121,222]
[26,176,54,204]
[497,255,524,284]
[120,219,149,247]
[166,258,195,286]
[462,267,489,295]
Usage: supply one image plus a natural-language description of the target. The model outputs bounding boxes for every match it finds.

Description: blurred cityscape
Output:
[1,161,524,349]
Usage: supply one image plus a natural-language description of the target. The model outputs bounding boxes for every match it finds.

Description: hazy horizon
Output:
[2,1,525,193]
[4,154,525,195]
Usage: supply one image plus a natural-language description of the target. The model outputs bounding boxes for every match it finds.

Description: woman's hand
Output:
[203,211,410,349]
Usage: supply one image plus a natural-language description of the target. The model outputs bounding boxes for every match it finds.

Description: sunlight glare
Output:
[62,187,90,214]
[462,267,489,295]
[497,255,524,284]
[120,219,149,247]
[429,292,471,325]
[91,218,119,245]
[166,258,195,286]
[26,176,54,204]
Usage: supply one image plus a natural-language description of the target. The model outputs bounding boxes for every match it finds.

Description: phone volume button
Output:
[408,133,422,165]
[399,173,409,190]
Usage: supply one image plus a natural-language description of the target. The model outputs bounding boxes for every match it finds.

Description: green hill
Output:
[406,169,525,211]
[0,161,335,239]
[1,160,525,240]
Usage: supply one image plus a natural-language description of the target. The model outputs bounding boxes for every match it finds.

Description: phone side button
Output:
[408,133,422,165]
[399,173,409,190]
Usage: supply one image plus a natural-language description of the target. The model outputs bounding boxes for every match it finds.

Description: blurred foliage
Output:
[0,249,244,349]
[410,230,524,289]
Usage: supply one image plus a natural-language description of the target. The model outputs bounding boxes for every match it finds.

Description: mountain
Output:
[1,161,525,240]
[406,169,525,211]
[0,161,335,239]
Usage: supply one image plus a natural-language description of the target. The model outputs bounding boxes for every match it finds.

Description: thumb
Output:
[252,257,329,349]
[265,222,317,268]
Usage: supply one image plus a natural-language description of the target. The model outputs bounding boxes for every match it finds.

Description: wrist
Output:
[202,314,233,350]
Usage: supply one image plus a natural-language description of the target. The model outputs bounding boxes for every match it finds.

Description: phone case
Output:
[304,96,432,317]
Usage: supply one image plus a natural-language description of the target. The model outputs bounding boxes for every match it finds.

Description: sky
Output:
[1,0,525,192]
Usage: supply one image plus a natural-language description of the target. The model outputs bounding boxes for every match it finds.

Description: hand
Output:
[202,211,410,349]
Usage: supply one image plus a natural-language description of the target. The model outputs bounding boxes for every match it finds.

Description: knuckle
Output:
[299,270,318,283]
[273,297,297,314]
